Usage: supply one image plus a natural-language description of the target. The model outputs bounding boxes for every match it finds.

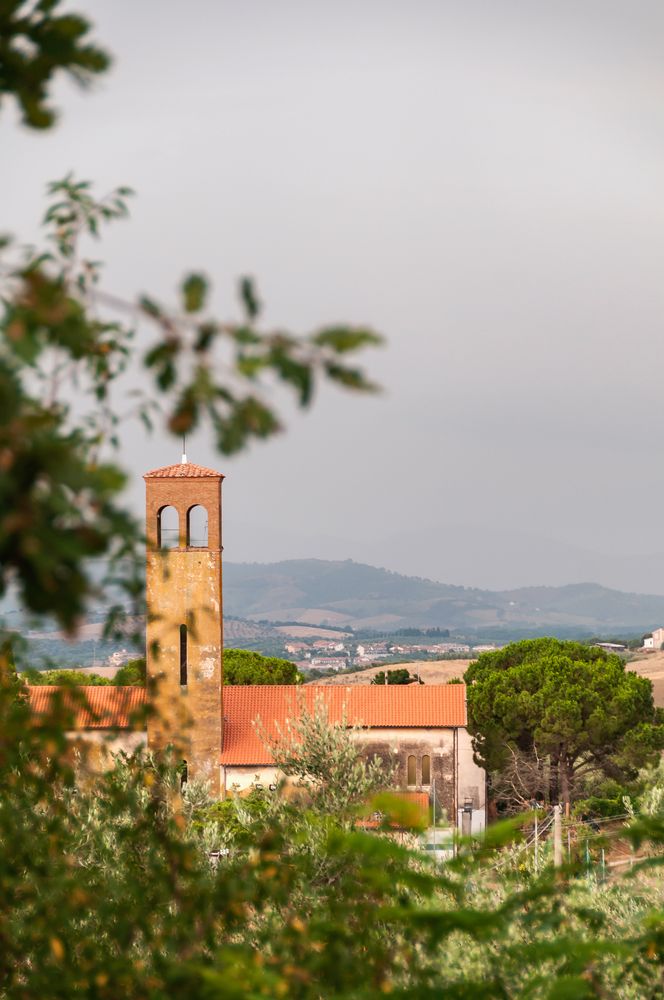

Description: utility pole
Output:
[432,776,437,859]
[553,803,563,867]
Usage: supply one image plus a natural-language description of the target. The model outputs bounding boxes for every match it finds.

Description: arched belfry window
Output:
[180,624,188,686]
[407,755,417,787]
[187,505,208,547]
[158,506,179,549]
[421,755,431,785]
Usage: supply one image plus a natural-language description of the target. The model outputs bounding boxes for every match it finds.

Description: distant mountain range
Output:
[224,559,664,635]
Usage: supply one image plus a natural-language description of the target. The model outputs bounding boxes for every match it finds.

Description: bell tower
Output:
[144,458,224,795]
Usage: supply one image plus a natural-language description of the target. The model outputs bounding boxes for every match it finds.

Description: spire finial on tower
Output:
[181,435,187,464]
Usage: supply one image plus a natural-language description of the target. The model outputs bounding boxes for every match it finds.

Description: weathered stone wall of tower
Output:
[145,471,223,796]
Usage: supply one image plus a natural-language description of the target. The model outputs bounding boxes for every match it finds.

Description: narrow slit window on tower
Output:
[187,504,208,547]
[158,505,179,549]
[179,624,188,686]
[407,755,417,787]
[421,754,431,785]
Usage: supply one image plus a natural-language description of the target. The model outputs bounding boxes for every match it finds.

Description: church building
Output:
[28,459,486,832]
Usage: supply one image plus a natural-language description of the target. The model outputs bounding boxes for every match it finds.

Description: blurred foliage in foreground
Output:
[0,170,381,636]
[1,2,381,639]
[1,662,664,999]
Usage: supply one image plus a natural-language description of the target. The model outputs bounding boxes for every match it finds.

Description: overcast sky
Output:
[4,1,664,593]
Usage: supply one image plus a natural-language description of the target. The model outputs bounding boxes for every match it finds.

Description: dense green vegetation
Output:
[2,662,664,998]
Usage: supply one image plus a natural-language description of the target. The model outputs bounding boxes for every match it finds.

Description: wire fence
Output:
[480,808,642,879]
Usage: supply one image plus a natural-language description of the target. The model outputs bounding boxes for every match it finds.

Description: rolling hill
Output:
[223,559,664,634]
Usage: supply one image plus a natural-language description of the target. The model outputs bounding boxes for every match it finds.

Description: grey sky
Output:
[4,1,664,592]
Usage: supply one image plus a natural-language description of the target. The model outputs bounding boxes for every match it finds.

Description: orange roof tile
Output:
[28,686,147,729]
[144,461,224,479]
[220,684,467,765]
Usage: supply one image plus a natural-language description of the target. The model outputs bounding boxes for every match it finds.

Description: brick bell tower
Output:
[144,455,224,795]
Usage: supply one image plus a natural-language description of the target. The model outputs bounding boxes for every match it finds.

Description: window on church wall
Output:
[407,755,417,786]
[187,505,208,547]
[158,505,179,549]
[180,624,188,686]
[421,754,431,785]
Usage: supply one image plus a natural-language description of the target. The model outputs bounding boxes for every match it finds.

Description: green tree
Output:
[371,667,420,685]
[113,657,146,686]
[465,637,664,805]
[223,649,302,685]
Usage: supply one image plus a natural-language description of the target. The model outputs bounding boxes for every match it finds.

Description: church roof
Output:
[26,682,468,760]
[144,461,225,479]
[28,686,146,729]
[219,684,467,765]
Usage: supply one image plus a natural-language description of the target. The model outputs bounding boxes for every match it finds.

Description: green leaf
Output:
[312,325,383,354]
[239,277,261,320]
[139,295,162,319]
[181,273,208,313]
[324,362,379,392]
[269,348,313,406]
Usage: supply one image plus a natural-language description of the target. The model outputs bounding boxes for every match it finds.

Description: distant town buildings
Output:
[292,637,500,673]
[308,657,346,670]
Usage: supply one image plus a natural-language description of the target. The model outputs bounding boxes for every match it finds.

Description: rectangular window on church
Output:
[180,624,188,686]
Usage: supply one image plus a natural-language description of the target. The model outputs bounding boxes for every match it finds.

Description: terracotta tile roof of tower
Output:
[144,461,225,479]
[219,684,468,765]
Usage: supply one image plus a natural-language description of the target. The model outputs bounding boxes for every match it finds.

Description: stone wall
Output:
[354,727,457,822]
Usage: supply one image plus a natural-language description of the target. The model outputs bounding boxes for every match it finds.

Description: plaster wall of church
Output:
[220,725,483,830]
[64,730,147,772]
[456,726,486,834]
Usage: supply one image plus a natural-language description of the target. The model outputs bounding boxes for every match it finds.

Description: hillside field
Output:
[311,652,664,707]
